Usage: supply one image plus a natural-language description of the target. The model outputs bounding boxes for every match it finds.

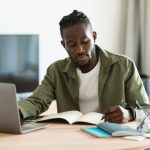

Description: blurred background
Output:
[0,35,39,93]
[0,0,149,97]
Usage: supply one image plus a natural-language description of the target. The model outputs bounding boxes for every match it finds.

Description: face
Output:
[61,23,97,72]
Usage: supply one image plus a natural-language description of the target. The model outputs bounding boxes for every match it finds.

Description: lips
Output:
[77,55,88,61]
[78,55,87,59]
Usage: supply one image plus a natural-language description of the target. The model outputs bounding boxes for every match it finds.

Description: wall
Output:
[0,0,123,82]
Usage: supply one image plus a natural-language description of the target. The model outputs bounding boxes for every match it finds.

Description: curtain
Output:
[121,0,150,76]
[140,0,150,76]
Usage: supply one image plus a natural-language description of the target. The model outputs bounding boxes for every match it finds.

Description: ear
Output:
[92,31,97,42]
[61,40,65,48]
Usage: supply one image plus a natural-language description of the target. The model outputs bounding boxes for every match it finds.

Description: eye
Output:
[82,39,90,44]
[67,41,76,48]
[68,44,76,48]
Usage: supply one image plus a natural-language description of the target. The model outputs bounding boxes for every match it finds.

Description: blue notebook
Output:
[81,126,111,137]
[81,122,143,137]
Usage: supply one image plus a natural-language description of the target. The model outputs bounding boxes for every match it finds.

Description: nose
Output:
[77,44,85,53]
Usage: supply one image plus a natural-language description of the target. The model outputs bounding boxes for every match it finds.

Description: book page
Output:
[74,112,104,125]
[37,110,83,124]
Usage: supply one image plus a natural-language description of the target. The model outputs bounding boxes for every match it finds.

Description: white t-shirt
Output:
[77,58,100,114]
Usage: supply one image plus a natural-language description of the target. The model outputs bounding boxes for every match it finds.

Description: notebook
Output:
[81,122,143,137]
[81,126,111,137]
[36,110,103,125]
[0,83,48,134]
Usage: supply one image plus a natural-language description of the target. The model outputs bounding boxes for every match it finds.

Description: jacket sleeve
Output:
[125,60,150,120]
[18,64,56,119]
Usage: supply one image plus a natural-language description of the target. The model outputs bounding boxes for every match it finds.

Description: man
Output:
[19,10,150,123]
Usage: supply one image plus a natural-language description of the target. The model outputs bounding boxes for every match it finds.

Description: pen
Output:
[137,117,146,130]
[101,115,105,120]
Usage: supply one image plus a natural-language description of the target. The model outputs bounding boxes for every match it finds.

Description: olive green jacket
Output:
[19,45,150,119]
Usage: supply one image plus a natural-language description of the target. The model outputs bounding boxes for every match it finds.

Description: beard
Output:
[75,58,91,69]
[68,46,97,72]
[70,53,92,70]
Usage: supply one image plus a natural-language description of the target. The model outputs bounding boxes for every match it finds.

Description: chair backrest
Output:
[141,74,150,97]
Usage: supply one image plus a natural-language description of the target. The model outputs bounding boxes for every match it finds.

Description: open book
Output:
[36,110,103,125]
[81,122,143,137]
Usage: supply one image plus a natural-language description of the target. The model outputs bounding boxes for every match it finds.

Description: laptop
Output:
[0,83,48,134]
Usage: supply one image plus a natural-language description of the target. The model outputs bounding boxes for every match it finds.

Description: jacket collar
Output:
[61,44,120,79]
[97,45,120,72]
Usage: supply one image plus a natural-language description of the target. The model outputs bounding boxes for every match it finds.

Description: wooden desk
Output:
[0,101,150,150]
[0,122,150,150]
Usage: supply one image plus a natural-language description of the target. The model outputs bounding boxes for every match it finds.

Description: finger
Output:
[105,114,123,123]
[105,111,122,120]
[105,109,123,121]
[107,117,123,124]
[105,113,123,122]
[105,109,123,119]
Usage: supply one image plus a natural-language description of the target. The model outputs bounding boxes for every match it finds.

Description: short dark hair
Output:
[59,10,92,38]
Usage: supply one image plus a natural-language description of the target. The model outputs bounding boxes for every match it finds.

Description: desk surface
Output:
[0,122,150,150]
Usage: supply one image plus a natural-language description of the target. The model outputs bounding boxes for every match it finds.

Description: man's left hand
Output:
[103,105,132,123]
